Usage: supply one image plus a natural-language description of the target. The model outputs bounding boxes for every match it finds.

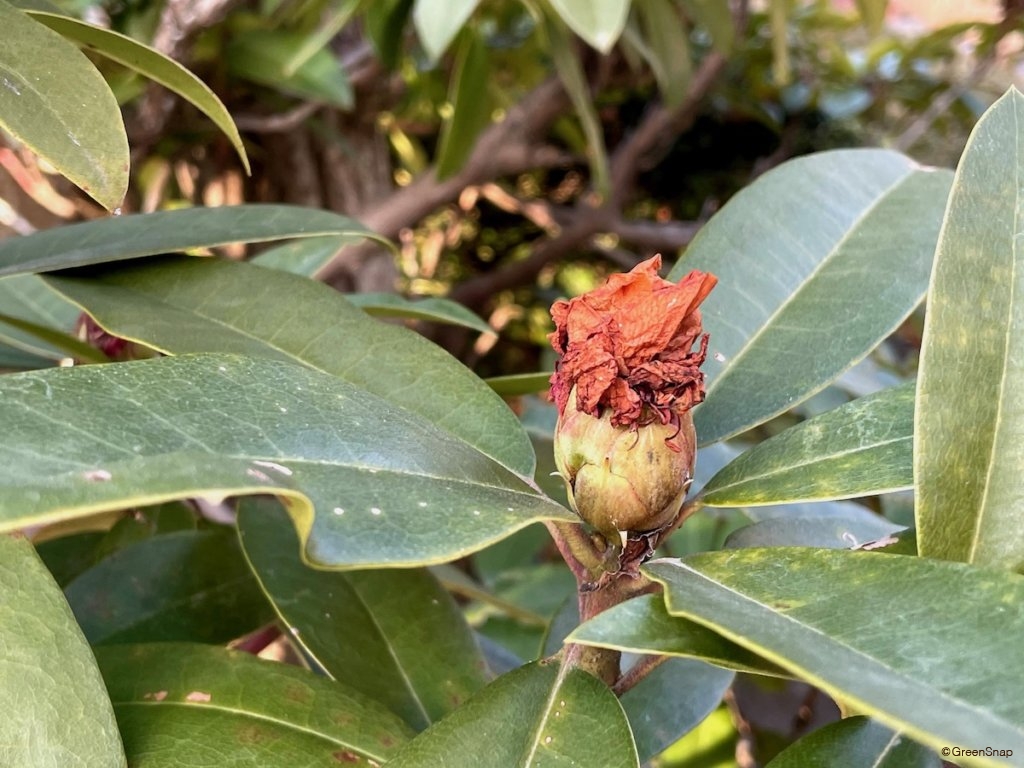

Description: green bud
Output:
[553,387,696,541]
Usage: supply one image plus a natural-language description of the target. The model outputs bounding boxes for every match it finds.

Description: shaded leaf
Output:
[0,204,382,277]
[346,291,493,334]
[47,256,533,476]
[668,150,952,446]
[64,529,272,644]
[250,235,350,276]
[633,0,691,107]
[0,354,572,567]
[436,27,493,179]
[724,514,904,550]
[0,534,125,767]
[549,0,630,53]
[0,274,80,361]
[767,716,939,768]
[568,594,786,677]
[412,0,480,60]
[27,11,249,173]
[915,87,1024,570]
[366,0,414,69]
[238,500,488,731]
[386,660,639,767]
[647,550,1024,766]
[96,643,412,765]
[485,372,553,397]
[700,383,914,506]
[0,1,127,209]
[34,530,105,587]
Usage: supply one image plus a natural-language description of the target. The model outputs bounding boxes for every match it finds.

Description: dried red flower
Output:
[548,255,717,441]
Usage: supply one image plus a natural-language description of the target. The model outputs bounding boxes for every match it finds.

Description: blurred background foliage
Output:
[2,0,1022,764]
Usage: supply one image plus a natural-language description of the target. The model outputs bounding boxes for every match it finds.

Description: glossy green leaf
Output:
[620,658,733,763]
[768,716,939,768]
[680,0,734,53]
[543,10,610,197]
[0,1,127,209]
[568,594,785,677]
[916,88,1024,571]
[0,274,80,360]
[633,0,691,107]
[238,500,488,730]
[387,660,639,767]
[0,204,381,277]
[436,28,493,179]
[647,549,1024,766]
[668,150,952,446]
[0,534,125,767]
[227,29,352,108]
[0,354,572,567]
[250,235,350,276]
[724,514,903,550]
[485,372,554,397]
[549,0,629,53]
[700,383,914,506]
[96,643,412,765]
[412,0,480,60]
[47,256,533,476]
[27,11,249,173]
[64,529,271,644]
[346,291,493,334]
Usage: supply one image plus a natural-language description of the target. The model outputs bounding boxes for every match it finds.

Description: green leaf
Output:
[485,372,554,396]
[647,550,1024,766]
[96,643,412,764]
[412,0,480,60]
[386,660,639,767]
[916,87,1024,571]
[27,11,250,173]
[853,0,888,36]
[346,291,494,334]
[0,310,108,363]
[249,234,349,276]
[632,0,691,108]
[568,594,786,677]
[724,514,903,550]
[679,0,734,53]
[46,256,533,477]
[543,10,611,197]
[35,531,106,587]
[767,716,939,768]
[436,28,493,179]
[0,274,81,360]
[64,529,271,644]
[237,500,488,731]
[366,0,414,69]
[227,29,352,108]
[620,658,734,763]
[0,354,573,567]
[0,534,125,767]
[0,1,127,209]
[281,0,360,77]
[549,0,630,53]
[0,204,382,277]
[700,383,914,507]
[668,150,952,446]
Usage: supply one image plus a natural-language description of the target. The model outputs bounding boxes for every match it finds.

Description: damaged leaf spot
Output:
[185,691,212,703]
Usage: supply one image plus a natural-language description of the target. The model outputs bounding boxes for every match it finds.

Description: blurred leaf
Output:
[770,0,790,85]
[767,716,939,768]
[0,354,573,567]
[549,0,630,53]
[0,204,382,277]
[47,256,533,477]
[0,534,125,767]
[64,529,272,644]
[366,0,414,69]
[620,658,733,763]
[346,291,493,334]
[28,11,250,173]
[0,274,80,361]
[412,0,480,60]
[668,150,952,446]
[281,0,360,76]
[485,372,553,396]
[436,28,493,179]
[724,514,903,550]
[227,29,352,108]
[680,0,734,53]
[568,594,786,677]
[700,384,914,507]
[96,643,412,765]
[647,550,1024,765]
[238,500,488,731]
[632,0,691,108]
[386,660,639,767]
[853,0,887,36]
[543,10,611,197]
[0,1,127,209]
[916,87,1024,571]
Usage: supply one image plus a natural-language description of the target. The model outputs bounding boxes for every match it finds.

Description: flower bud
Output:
[555,387,696,540]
